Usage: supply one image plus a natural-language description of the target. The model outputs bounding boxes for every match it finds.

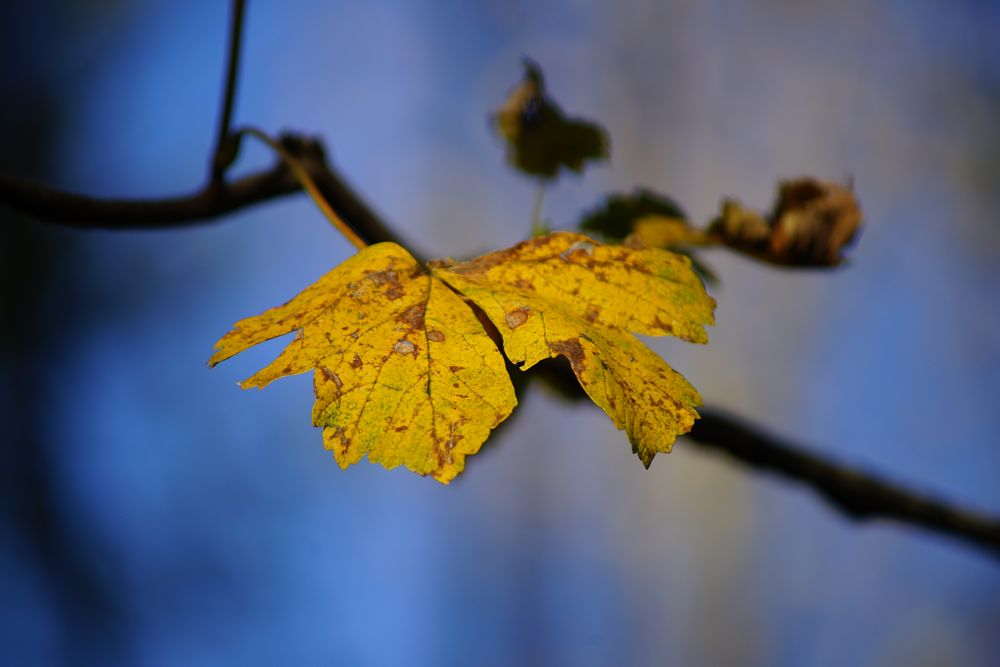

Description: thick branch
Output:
[689,408,1000,558]
[523,361,1000,559]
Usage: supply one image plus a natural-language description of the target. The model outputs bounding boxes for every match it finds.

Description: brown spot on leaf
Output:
[332,427,350,456]
[319,366,343,392]
[348,279,368,300]
[367,269,399,286]
[395,426,409,432]
[446,423,463,454]
[385,285,405,300]
[349,354,363,369]
[549,338,585,369]
[397,303,426,329]
[394,340,417,357]
[431,439,446,470]
[448,365,464,373]
[427,330,445,343]
[559,240,595,259]
[653,316,674,334]
[583,304,600,323]
[505,307,530,329]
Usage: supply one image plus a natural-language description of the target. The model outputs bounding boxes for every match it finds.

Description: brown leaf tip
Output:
[548,338,585,369]
[329,427,350,458]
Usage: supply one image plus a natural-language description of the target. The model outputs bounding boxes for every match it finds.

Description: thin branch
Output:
[0,164,288,228]
[211,0,247,183]
[0,133,402,247]
[688,408,1000,558]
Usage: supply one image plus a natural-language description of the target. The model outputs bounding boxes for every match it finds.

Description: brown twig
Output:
[0,133,402,247]
[523,361,1000,560]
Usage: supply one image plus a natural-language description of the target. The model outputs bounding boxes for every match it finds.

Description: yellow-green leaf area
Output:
[210,242,517,483]
[432,232,713,466]
[631,215,707,249]
[433,232,714,355]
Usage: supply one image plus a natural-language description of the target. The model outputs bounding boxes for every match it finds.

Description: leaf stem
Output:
[237,127,369,251]
[530,182,548,236]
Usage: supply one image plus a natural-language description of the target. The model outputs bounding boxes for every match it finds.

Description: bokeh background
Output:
[2,1,999,665]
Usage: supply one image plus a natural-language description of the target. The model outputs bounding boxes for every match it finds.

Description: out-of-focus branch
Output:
[688,408,1000,558]
[525,361,1000,559]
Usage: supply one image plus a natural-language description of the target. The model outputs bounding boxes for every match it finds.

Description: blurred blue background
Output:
[2,0,999,665]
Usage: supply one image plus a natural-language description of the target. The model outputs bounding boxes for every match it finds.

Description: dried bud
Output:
[769,179,862,266]
[709,178,862,267]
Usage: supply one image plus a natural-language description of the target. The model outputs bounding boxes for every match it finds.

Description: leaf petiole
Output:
[236,126,369,251]
[530,182,549,237]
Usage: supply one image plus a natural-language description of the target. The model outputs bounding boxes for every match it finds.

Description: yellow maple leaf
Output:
[432,232,714,466]
[210,232,714,481]
[209,243,517,483]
